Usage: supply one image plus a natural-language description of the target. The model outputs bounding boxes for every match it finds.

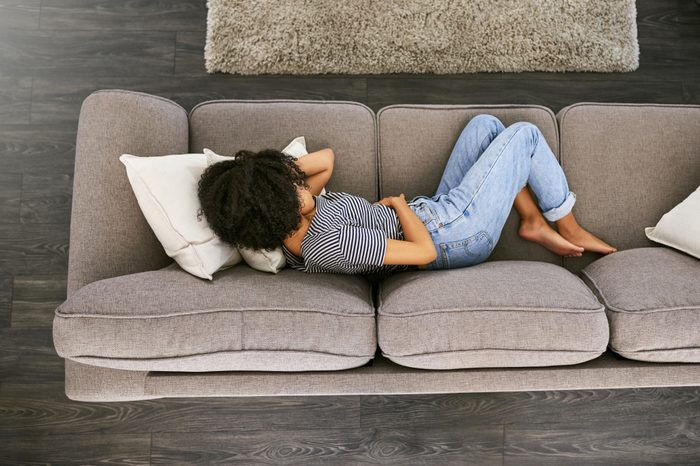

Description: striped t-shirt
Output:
[281,191,416,276]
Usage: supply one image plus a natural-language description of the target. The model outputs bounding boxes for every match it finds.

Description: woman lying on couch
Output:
[196,114,616,275]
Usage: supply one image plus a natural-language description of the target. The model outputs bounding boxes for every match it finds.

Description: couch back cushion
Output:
[557,103,700,276]
[189,100,378,201]
[377,105,562,264]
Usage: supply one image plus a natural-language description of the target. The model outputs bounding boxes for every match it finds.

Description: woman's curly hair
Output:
[196,149,309,251]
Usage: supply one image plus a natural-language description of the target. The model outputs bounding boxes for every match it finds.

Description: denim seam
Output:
[440,230,493,264]
[477,123,503,155]
[455,125,530,218]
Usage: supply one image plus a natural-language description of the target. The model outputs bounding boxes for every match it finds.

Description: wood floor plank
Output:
[0,123,77,175]
[10,275,66,327]
[0,172,21,224]
[0,0,40,31]
[19,173,72,224]
[0,432,150,466]
[366,77,684,114]
[0,223,69,275]
[636,0,686,39]
[0,381,64,396]
[0,327,55,354]
[0,393,361,435]
[0,29,175,77]
[0,75,32,124]
[503,416,700,465]
[636,35,700,82]
[151,425,504,465]
[361,388,700,429]
[0,274,11,327]
[683,80,700,103]
[40,0,207,32]
[175,31,206,76]
[0,350,64,384]
[30,75,368,124]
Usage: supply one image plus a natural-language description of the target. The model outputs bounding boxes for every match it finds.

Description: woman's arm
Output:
[294,148,334,196]
[387,200,437,265]
[379,194,437,265]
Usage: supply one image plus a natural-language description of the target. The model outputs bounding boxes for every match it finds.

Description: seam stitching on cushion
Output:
[580,268,613,308]
[376,103,555,113]
[570,272,605,307]
[91,89,188,116]
[382,347,602,358]
[55,307,376,319]
[378,306,605,317]
[70,349,378,361]
[609,344,700,354]
[605,304,700,314]
[241,311,245,351]
[189,99,374,121]
[581,269,700,314]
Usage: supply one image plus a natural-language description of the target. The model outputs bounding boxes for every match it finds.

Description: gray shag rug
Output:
[205,0,639,75]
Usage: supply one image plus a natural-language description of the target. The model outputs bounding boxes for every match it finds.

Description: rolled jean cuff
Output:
[543,191,576,222]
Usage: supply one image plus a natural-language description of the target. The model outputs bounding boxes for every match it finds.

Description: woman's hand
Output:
[374,193,406,207]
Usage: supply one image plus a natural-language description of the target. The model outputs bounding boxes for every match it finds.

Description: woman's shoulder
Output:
[281,242,305,268]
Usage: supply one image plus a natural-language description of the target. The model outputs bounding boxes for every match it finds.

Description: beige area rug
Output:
[205,0,639,75]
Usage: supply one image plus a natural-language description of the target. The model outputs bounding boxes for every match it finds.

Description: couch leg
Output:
[64,359,156,402]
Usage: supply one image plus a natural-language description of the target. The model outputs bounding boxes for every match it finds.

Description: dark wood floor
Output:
[1,0,699,464]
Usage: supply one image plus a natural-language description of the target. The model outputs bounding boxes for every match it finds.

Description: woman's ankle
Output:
[519,212,546,227]
[554,212,579,233]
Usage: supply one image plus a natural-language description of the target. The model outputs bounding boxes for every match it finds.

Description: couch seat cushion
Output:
[54,263,376,371]
[377,260,608,369]
[581,247,700,363]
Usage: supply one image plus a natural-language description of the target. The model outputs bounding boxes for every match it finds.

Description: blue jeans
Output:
[407,114,577,270]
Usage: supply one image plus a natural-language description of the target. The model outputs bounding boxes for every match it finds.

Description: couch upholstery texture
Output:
[54,90,700,401]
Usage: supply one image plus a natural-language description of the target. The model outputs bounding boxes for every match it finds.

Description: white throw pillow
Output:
[119,153,243,280]
[204,136,326,273]
[645,185,700,260]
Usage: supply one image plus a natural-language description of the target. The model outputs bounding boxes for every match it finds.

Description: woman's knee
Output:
[468,113,505,129]
[508,121,540,134]
[506,121,540,147]
[469,113,505,132]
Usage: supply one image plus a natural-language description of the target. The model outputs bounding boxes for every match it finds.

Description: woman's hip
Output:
[409,199,495,270]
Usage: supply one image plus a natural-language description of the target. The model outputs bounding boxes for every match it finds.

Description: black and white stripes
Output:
[282,191,410,275]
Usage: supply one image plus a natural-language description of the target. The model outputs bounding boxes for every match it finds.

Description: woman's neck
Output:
[282,197,317,253]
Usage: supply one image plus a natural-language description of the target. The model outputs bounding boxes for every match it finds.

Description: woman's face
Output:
[297,185,315,216]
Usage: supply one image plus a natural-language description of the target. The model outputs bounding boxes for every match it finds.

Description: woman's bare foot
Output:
[519,217,585,257]
[557,224,618,255]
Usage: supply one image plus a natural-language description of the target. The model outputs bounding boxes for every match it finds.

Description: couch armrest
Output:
[67,89,189,298]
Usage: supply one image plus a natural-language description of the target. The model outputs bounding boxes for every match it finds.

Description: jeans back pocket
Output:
[440,230,493,269]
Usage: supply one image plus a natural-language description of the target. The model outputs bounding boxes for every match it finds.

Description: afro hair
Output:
[196,148,309,251]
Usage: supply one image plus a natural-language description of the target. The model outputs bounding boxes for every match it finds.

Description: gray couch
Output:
[53,90,700,401]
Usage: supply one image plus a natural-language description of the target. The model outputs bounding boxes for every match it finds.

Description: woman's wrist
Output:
[392,200,433,249]
[390,195,407,208]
